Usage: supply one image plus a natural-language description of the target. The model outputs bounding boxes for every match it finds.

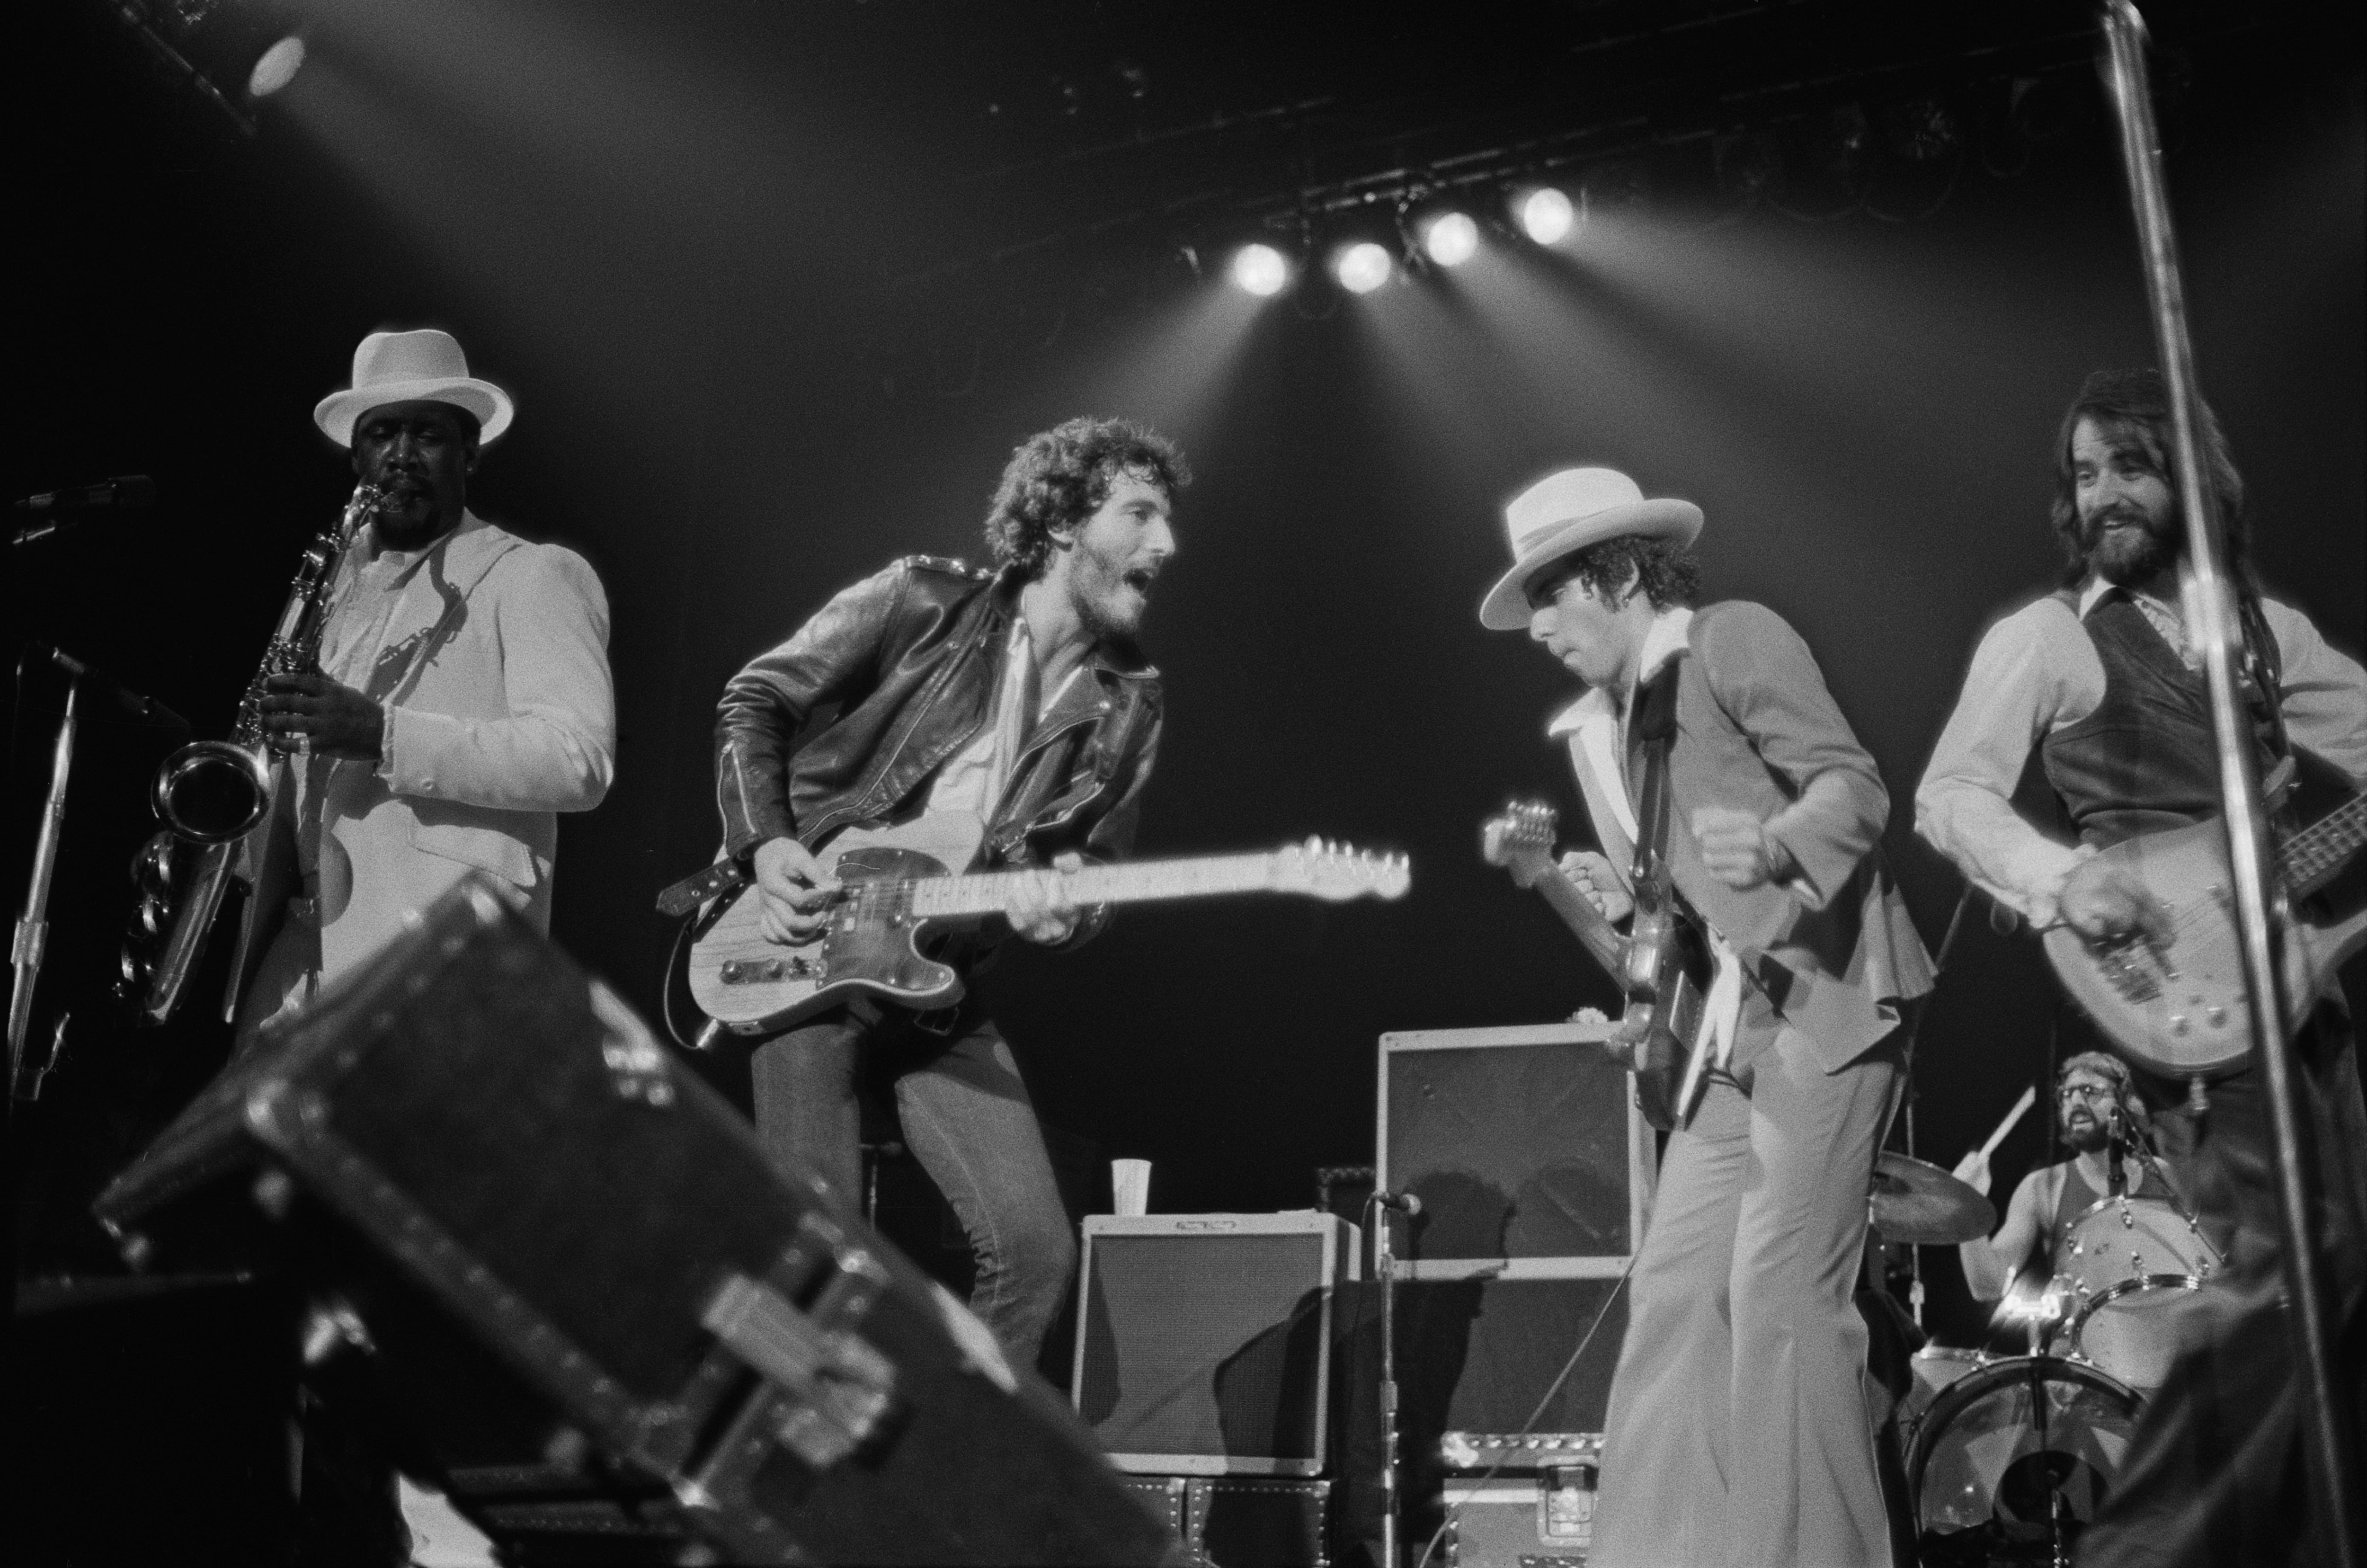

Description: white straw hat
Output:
[313,329,515,448]
[1478,466,1703,630]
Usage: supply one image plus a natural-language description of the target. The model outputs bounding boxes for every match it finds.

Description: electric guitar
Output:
[672,812,1410,1037]
[2043,789,2367,1077]
[1481,800,1715,1129]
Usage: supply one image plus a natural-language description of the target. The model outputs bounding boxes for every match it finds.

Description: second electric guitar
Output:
[1481,800,1715,1130]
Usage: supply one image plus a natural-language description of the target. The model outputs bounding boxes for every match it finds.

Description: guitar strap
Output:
[1628,661,1682,903]
[1630,660,1745,1114]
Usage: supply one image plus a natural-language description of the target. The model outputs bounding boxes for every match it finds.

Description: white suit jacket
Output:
[232,512,615,1002]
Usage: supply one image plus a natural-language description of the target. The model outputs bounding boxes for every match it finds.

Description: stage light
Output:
[1421,212,1479,267]
[1518,187,1576,245]
[1230,243,1290,297]
[247,35,305,98]
[106,0,307,135]
[1333,241,1393,294]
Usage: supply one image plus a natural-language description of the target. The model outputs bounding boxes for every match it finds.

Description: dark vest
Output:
[2038,592,2279,850]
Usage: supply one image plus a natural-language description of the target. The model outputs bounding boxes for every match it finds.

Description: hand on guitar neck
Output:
[1556,848,1634,924]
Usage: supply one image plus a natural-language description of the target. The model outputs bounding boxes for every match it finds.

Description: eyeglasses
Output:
[2057,1082,2114,1103]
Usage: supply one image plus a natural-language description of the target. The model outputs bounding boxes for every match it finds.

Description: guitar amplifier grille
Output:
[1379,1024,1651,1271]
[1073,1215,1356,1476]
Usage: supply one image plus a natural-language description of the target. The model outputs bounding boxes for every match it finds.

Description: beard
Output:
[2061,1113,2112,1154]
[2082,505,2179,587]
[1069,546,1150,641]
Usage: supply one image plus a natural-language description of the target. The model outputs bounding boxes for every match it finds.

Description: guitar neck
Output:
[2279,792,2367,900]
[1529,870,1628,979]
[908,854,1285,920]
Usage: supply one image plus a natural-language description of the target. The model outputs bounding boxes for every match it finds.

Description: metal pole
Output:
[1377,1201,1402,1568]
[10,680,77,1100]
[1896,883,1974,1329]
[2097,8,2358,1560]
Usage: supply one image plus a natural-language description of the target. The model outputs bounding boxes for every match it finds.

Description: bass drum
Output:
[1907,1355,2141,1564]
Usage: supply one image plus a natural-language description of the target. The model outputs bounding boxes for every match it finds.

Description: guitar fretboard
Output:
[906,854,1282,919]
[2280,793,2367,899]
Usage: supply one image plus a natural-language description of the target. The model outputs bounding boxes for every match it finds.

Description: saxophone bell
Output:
[151,738,274,844]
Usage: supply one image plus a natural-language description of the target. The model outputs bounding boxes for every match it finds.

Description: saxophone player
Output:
[231,328,615,1047]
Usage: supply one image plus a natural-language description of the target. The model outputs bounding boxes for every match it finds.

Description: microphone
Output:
[1370,1190,1424,1216]
[32,643,186,730]
[14,475,157,546]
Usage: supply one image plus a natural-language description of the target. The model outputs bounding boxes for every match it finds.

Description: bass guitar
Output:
[672,812,1410,1037]
[2044,789,2367,1078]
[1481,800,1715,1129]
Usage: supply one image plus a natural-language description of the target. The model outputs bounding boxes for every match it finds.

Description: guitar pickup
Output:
[2093,937,2162,1003]
[720,955,819,985]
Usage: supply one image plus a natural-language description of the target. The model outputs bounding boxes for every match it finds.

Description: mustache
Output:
[2085,505,2157,535]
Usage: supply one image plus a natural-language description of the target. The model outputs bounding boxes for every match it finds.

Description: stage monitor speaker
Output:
[1377,1023,1654,1276]
[1073,1213,1359,1476]
[94,875,1174,1568]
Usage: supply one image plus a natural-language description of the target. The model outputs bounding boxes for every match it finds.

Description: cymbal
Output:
[1869,1153,1995,1245]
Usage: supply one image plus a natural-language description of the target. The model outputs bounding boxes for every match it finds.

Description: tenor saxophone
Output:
[120,481,383,1026]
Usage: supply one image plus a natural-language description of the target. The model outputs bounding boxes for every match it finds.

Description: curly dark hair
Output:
[2048,368,2247,586]
[1530,535,1702,613]
[983,416,1191,578]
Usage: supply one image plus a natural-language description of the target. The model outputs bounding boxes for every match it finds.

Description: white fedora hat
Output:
[313,329,515,448]
[1477,466,1703,630]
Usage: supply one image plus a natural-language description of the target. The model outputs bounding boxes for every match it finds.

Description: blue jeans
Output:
[749,1002,1077,1365]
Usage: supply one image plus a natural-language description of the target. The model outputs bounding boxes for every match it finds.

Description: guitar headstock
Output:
[1480,800,1559,888]
[1270,837,1412,902]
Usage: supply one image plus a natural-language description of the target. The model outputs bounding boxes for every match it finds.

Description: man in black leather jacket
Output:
[711,416,1184,1363]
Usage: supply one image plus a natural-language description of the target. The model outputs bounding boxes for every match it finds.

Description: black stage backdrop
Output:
[9,1,2362,1351]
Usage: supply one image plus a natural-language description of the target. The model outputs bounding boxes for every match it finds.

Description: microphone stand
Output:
[7,645,182,1103]
[9,677,77,1102]
[1367,1190,1418,1568]
[2100,6,2357,1559]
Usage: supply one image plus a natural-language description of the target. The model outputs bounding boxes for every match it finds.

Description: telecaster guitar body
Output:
[686,815,987,1035]
[681,813,1411,1037]
[2042,791,2367,1077]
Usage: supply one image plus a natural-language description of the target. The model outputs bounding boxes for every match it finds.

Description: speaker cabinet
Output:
[1397,1276,1626,1443]
[1073,1213,1359,1476]
[1378,1022,1654,1279]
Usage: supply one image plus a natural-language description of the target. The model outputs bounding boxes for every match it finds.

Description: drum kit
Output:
[1869,1153,2222,1565]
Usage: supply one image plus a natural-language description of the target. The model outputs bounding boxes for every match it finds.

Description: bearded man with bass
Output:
[1917,368,2367,1566]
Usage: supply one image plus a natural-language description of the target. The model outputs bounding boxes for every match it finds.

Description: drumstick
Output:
[1975,1085,2038,1163]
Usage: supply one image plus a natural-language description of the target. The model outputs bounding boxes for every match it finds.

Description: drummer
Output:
[1950,1052,2168,1301]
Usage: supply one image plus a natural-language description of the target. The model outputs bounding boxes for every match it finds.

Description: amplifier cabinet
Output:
[1397,1275,1624,1443]
[1073,1213,1359,1476]
[1378,1023,1655,1280]
[94,876,1175,1568]
[1440,1471,1598,1568]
